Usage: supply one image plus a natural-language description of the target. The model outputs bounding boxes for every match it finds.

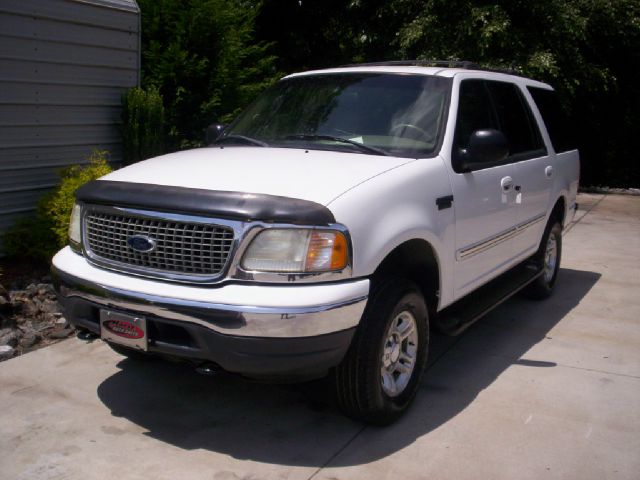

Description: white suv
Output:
[52,61,579,424]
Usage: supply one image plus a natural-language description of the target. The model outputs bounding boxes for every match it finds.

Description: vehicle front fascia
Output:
[76,202,354,286]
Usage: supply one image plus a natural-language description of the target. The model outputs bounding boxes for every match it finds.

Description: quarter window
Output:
[527,87,577,153]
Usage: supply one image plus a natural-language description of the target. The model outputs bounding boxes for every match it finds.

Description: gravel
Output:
[0,278,73,362]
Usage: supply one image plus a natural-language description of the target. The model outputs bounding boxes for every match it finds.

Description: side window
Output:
[453,79,498,157]
[486,81,545,156]
[527,87,577,153]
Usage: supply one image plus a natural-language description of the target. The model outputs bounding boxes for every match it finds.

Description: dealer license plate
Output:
[100,310,148,351]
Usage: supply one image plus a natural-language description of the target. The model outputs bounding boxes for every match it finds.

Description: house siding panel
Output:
[0,0,139,253]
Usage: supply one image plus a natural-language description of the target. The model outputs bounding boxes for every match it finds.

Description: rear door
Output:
[485,81,551,258]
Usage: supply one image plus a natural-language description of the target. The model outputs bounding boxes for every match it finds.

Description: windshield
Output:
[220,73,451,158]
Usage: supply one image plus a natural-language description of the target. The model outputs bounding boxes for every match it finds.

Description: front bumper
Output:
[52,247,369,380]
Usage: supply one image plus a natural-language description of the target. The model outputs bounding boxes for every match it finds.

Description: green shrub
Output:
[3,150,112,260]
[2,215,57,261]
[122,86,165,165]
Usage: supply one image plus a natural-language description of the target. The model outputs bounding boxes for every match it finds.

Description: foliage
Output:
[137,0,279,150]
[2,150,112,260]
[121,86,165,165]
[378,0,640,186]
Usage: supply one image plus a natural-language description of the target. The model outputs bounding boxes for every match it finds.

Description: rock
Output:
[18,320,34,333]
[25,283,39,297]
[21,301,40,318]
[0,328,20,347]
[0,278,71,356]
[49,327,73,339]
[0,345,14,360]
[19,332,38,349]
[40,299,60,314]
[42,313,59,324]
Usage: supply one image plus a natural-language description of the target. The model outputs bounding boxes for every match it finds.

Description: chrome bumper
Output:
[52,267,368,338]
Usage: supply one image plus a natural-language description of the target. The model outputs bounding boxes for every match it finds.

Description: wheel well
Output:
[373,239,439,315]
[551,196,566,227]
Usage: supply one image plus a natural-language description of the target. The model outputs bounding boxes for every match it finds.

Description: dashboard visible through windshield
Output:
[218,73,452,158]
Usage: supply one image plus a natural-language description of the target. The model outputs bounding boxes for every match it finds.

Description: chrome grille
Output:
[84,210,235,278]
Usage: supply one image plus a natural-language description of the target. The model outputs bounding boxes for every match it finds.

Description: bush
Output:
[121,86,165,165]
[2,150,112,260]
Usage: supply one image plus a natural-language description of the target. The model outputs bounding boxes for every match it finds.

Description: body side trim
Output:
[457,213,545,261]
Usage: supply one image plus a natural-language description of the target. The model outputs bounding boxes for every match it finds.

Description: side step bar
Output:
[435,263,543,336]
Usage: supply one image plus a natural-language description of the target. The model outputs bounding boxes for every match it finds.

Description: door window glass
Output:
[486,81,544,155]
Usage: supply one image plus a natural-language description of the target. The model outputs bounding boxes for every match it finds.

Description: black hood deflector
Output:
[75,180,336,225]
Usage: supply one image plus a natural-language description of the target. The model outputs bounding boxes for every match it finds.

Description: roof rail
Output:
[338,60,521,76]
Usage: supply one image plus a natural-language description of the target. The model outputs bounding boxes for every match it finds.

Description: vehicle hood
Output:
[101,147,413,206]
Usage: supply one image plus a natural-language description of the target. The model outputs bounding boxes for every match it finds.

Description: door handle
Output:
[545,166,554,178]
[501,176,513,191]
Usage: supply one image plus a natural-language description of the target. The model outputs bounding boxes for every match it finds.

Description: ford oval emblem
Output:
[127,235,156,253]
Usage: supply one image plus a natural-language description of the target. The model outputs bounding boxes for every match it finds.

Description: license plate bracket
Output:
[100,310,148,351]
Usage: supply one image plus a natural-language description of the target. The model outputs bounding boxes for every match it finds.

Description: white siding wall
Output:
[0,0,139,250]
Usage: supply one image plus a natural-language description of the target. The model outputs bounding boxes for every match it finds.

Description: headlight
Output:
[241,229,348,273]
[68,203,82,245]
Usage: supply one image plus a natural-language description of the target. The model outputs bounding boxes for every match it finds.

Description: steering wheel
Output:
[390,123,433,142]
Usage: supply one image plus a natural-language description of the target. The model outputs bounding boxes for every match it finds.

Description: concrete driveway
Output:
[1,193,639,480]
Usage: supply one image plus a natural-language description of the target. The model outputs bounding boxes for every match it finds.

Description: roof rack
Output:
[338,60,521,76]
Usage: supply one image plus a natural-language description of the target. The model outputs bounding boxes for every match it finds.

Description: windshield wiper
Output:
[284,134,389,156]
[215,134,270,147]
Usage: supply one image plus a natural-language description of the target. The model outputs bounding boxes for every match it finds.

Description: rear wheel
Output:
[523,221,562,299]
[334,278,429,425]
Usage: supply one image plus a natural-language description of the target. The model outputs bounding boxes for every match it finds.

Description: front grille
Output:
[84,210,235,278]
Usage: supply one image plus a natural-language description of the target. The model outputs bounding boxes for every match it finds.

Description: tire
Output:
[523,221,562,300]
[107,342,152,361]
[334,278,429,425]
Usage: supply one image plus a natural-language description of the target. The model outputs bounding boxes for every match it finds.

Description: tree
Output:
[138,0,279,150]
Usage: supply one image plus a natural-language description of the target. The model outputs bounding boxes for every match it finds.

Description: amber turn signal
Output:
[305,231,348,271]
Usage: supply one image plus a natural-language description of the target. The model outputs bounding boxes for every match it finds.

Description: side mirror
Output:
[204,123,226,145]
[455,129,509,172]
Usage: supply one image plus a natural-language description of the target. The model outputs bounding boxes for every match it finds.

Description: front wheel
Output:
[523,221,562,299]
[334,278,429,425]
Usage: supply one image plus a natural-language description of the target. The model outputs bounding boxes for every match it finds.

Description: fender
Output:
[327,156,456,309]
